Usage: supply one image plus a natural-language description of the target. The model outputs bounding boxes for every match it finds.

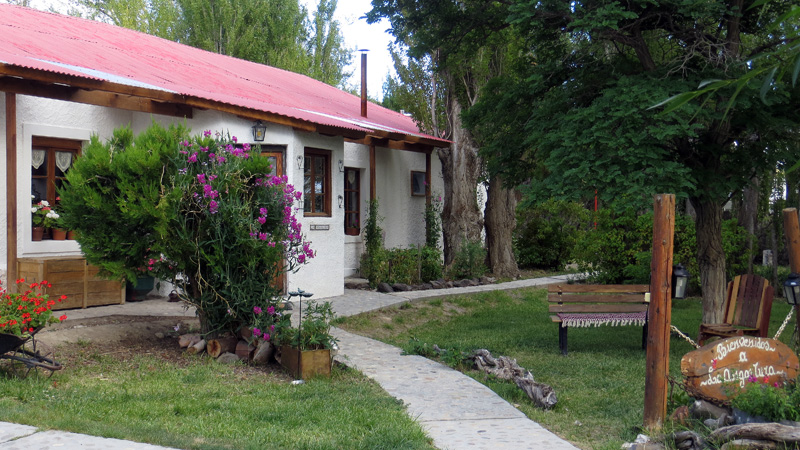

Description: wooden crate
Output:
[17,256,125,310]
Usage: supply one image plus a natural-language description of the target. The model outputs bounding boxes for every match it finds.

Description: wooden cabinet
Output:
[17,256,125,310]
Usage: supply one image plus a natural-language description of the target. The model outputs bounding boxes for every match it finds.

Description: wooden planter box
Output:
[17,256,125,310]
[279,346,331,379]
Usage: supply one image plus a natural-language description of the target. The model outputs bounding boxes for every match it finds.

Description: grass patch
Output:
[336,288,796,450]
[0,347,433,450]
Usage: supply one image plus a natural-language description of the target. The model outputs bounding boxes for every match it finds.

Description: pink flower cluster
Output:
[252,305,277,340]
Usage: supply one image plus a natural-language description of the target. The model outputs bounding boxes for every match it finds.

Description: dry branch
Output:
[709,423,800,446]
[472,349,557,409]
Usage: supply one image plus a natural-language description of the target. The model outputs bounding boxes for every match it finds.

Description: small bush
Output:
[514,199,591,270]
[730,376,800,422]
[361,246,443,285]
[447,238,487,280]
[573,208,749,289]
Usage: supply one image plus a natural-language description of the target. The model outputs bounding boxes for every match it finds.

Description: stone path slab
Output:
[0,428,179,450]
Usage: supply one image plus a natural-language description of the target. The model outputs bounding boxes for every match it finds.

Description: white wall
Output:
[2,95,441,300]
[341,142,445,279]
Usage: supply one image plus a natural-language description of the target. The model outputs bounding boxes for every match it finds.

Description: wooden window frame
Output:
[410,170,426,197]
[31,136,82,206]
[303,148,331,217]
[344,168,360,236]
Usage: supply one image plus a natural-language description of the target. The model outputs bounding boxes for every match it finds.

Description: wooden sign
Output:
[681,336,799,404]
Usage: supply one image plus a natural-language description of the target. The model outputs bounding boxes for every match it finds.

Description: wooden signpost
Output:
[682,336,800,404]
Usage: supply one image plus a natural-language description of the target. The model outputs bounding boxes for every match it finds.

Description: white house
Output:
[0,5,447,303]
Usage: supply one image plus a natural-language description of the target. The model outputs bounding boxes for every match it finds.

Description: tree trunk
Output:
[737,177,760,274]
[691,197,727,323]
[439,94,483,266]
[485,175,519,278]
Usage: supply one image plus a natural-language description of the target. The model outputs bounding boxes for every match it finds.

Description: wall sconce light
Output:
[338,159,344,173]
[296,155,304,170]
[251,120,267,142]
[338,194,344,209]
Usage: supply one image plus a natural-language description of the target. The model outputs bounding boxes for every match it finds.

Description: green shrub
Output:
[730,376,800,422]
[360,199,385,287]
[59,124,311,337]
[514,199,591,270]
[447,238,487,280]
[360,246,443,286]
[572,209,749,288]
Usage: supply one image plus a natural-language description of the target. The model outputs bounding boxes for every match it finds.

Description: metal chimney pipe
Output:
[360,50,368,117]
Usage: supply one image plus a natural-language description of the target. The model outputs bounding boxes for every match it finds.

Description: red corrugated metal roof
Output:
[0,4,448,144]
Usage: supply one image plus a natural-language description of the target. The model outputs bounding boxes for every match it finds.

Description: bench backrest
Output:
[548,284,650,314]
[723,274,774,336]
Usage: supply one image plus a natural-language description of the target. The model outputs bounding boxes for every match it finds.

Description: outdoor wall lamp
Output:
[783,273,800,306]
[672,263,690,299]
[338,159,344,172]
[251,120,266,142]
[338,194,344,209]
[296,155,304,170]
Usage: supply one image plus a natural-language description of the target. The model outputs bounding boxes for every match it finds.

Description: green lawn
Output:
[335,288,796,450]
[0,348,434,450]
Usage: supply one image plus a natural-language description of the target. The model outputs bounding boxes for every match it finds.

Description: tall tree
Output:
[462,0,800,322]
[370,1,520,278]
[73,0,182,40]
[305,0,352,87]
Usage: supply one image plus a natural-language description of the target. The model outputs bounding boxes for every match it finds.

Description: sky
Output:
[30,0,397,101]
[299,0,395,100]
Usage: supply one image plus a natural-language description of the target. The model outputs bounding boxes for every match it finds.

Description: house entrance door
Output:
[260,147,285,293]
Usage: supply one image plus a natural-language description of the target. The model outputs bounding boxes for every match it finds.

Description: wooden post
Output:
[5,93,18,292]
[369,144,376,201]
[782,208,800,348]
[643,194,675,430]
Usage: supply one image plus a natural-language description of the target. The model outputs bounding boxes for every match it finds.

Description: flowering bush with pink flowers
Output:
[58,124,313,337]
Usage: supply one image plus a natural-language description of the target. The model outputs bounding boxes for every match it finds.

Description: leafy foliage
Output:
[59,123,313,337]
[573,210,750,287]
[446,238,487,280]
[514,199,591,270]
[730,375,800,422]
[278,300,337,351]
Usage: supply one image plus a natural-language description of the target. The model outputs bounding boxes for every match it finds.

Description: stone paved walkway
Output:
[0,274,581,450]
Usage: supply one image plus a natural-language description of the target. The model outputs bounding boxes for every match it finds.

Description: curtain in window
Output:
[55,151,73,173]
[31,149,46,170]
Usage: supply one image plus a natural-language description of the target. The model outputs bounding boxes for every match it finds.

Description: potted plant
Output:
[30,199,50,241]
[276,300,337,379]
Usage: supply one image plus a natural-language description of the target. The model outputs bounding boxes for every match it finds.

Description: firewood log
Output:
[187,339,206,354]
[709,423,800,446]
[178,334,201,348]
[207,337,238,358]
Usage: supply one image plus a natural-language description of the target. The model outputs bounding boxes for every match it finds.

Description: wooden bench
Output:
[548,284,650,356]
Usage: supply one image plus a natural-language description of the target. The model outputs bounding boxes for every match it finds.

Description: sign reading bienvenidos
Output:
[681,336,800,404]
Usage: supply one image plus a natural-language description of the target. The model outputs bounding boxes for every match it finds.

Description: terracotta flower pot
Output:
[67,230,77,240]
[51,228,67,240]
[32,226,44,241]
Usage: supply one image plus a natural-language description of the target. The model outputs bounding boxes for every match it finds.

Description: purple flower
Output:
[259,232,268,241]
[187,152,198,163]
[253,306,262,315]
[209,200,219,214]
[203,130,212,137]
[252,328,261,337]
[267,306,275,315]
[197,174,206,183]
[232,136,238,143]
[257,216,267,225]
[260,207,268,215]
[262,333,270,341]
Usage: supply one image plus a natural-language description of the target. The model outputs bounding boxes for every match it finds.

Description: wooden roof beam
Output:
[0,76,192,118]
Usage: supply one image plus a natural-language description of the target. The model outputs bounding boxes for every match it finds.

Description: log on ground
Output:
[709,423,800,446]
[207,337,238,358]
